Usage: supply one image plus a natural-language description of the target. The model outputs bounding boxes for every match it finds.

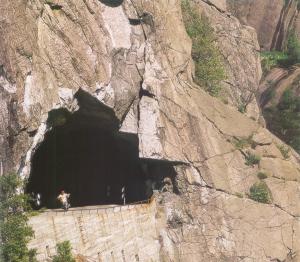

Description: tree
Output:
[52,241,75,262]
[0,173,36,262]
[286,30,300,65]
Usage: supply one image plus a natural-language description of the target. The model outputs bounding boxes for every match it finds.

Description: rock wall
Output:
[192,0,262,120]
[1,0,300,261]
[259,67,300,108]
[258,66,300,154]
[227,0,298,51]
[0,83,15,174]
[202,0,227,12]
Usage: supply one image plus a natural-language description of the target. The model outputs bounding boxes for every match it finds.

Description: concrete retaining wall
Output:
[28,201,160,261]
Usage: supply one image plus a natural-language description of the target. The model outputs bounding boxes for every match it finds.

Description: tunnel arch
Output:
[26,90,177,209]
[99,0,124,7]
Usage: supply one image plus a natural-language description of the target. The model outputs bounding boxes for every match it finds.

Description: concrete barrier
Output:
[28,199,160,261]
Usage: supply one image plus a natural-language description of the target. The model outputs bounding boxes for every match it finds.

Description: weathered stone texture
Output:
[1,0,300,261]
[203,0,227,11]
[193,0,262,120]
[227,0,298,51]
[160,185,300,261]
[259,67,300,109]
[0,87,13,174]
[29,201,160,261]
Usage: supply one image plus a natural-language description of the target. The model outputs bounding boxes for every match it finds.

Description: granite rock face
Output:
[259,67,300,108]
[203,0,227,11]
[227,0,298,51]
[192,0,262,120]
[259,66,300,155]
[1,0,300,261]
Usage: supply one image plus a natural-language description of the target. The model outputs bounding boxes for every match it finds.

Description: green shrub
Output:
[245,151,261,166]
[181,0,226,96]
[264,89,300,154]
[52,241,75,262]
[238,103,247,114]
[277,144,291,159]
[286,30,300,65]
[249,181,271,203]
[257,172,268,180]
[0,173,37,262]
[260,31,300,73]
[234,192,243,198]
[234,139,247,149]
[260,51,288,73]
[28,207,46,217]
[233,135,256,150]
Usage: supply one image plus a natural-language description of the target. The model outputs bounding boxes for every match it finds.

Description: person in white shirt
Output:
[57,190,70,211]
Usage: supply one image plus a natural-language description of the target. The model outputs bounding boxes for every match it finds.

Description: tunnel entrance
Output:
[26,90,177,209]
[27,124,147,208]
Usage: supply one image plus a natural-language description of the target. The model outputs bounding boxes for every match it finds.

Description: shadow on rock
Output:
[99,0,123,7]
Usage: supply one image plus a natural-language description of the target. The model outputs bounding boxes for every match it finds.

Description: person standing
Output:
[57,190,70,211]
[31,192,42,209]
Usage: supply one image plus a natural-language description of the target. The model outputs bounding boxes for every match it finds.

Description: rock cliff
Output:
[1,0,300,261]
[191,0,262,119]
[227,0,299,51]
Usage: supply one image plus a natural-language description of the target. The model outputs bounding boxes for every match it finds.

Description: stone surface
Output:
[193,0,262,120]
[1,0,300,261]
[258,66,300,156]
[203,0,227,11]
[259,67,300,109]
[160,185,300,262]
[29,201,160,261]
[0,85,14,174]
[266,178,300,217]
[256,143,283,159]
[227,0,298,51]
[260,157,300,181]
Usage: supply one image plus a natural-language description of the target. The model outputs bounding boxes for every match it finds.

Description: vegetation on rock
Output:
[261,30,300,73]
[277,144,291,159]
[181,0,226,96]
[237,103,247,114]
[286,30,300,64]
[0,173,37,262]
[261,32,300,155]
[233,135,256,150]
[264,89,300,153]
[260,51,288,73]
[234,192,244,198]
[249,181,271,204]
[52,241,76,262]
[244,151,261,166]
[284,0,300,9]
[257,172,268,180]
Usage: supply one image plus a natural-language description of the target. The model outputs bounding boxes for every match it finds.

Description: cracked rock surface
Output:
[1,0,300,261]
[193,0,262,120]
[227,0,298,51]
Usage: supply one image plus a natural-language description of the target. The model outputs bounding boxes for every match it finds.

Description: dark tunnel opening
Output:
[26,90,177,209]
[99,0,123,7]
